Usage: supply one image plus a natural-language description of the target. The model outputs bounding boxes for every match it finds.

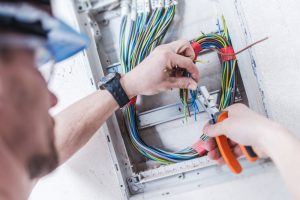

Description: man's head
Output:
[0,0,59,180]
[0,0,89,182]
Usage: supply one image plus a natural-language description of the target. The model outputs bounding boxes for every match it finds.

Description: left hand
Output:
[120,39,200,97]
[200,104,271,164]
[200,137,243,165]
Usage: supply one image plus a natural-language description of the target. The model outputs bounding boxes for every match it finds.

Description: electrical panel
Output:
[73,0,272,199]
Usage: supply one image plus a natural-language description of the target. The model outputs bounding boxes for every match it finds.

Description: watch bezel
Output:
[98,72,120,89]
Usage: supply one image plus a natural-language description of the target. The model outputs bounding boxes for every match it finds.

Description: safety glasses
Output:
[0,34,56,83]
[0,2,90,82]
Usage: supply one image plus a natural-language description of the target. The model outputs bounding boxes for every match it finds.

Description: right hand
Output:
[120,40,199,97]
[203,103,283,158]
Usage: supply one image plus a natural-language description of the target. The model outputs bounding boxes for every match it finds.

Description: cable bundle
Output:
[120,0,202,164]
[119,1,239,164]
[192,17,237,110]
[120,0,176,73]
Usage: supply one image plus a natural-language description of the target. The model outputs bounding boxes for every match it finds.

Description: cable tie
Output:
[191,41,202,60]
[220,46,236,62]
[216,37,269,61]
[191,140,206,155]
[129,96,137,105]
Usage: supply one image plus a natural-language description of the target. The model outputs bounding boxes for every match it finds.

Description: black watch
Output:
[98,72,130,108]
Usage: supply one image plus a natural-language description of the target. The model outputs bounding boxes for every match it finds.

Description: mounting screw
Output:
[178,173,185,179]
[100,19,109,26]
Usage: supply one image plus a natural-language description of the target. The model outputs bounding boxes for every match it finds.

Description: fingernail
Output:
[188,82,197,90]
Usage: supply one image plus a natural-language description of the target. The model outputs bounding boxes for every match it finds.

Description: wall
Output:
[30,0,298,199]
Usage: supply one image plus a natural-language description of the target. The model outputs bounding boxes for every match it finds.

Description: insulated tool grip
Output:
[240,145,258,162]
[215,111,242,174]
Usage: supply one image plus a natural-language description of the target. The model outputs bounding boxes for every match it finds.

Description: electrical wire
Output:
[120,5,246,163]
[182,16,238,114]
[119,0,201,164]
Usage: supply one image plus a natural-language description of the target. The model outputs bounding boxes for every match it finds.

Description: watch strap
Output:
[100,74,130,108]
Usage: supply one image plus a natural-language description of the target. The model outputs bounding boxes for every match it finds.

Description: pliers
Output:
[198,86,258,174]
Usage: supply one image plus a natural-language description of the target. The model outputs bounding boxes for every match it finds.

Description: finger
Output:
[252,146,268,158]
[204,138,217,151]
[166,77,198,90]
[233,145,243,157]
[213,146,240,165]
[216,157,225,165]
[202,122,210,134]
[166,39,195,60]
[168,53,200,81]
[228,139,238,147]
[203,119,230,138]
[195,137,216,151]
[224,103,248,117]
[175,69,184,77]
[207,148,221,160]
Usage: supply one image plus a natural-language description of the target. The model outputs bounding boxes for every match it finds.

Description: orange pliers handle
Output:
[214,111,258,174]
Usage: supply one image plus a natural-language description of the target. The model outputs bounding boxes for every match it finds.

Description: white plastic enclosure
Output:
[72,0,271,199]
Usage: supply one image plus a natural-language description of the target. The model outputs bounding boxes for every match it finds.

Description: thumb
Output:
[168,77,198,90]
[203,121,228,137]
[167,39,195,60]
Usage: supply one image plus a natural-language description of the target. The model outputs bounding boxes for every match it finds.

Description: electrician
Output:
[0,1,299,200]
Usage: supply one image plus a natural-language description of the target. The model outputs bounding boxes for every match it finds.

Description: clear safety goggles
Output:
[0,2,90,83]
[0,34,56,83]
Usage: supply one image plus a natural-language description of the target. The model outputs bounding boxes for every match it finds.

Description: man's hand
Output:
[120,40,199,97]
[201,103,300,199]
[201,103,283,163]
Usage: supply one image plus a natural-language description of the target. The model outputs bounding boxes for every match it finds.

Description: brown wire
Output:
[212,36,269,56]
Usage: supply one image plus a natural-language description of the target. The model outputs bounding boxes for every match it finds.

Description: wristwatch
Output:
[98,72,130,108]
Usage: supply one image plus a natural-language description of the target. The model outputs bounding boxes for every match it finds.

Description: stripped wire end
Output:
[200,133,209,142]
[194,59,209,64]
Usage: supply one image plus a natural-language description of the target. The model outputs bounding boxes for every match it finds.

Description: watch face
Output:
[98,72,117,89]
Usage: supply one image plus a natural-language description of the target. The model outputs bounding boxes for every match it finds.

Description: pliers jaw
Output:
[198,86,258,174]
[198,86,219,122]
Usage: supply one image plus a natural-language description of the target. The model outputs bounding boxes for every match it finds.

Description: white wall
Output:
[30,0,299,199]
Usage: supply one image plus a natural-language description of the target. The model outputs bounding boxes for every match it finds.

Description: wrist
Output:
[259,121,287,157]
[120,74,137,98]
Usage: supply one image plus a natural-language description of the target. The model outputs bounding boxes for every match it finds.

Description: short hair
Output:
[0,1,50,37]
[0,0,52,15]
